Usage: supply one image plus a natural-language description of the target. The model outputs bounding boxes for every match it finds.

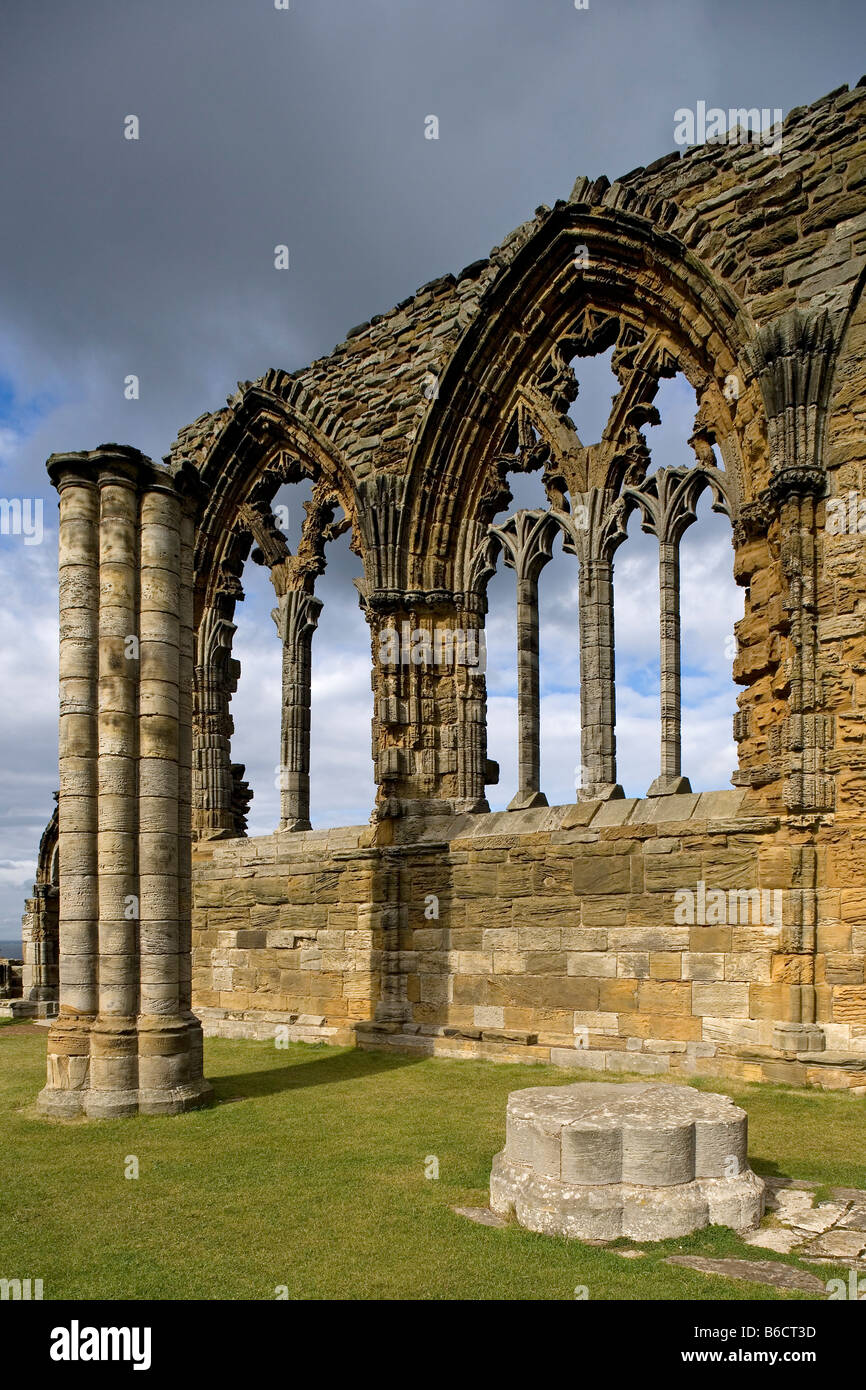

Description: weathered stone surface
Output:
[490,1082,763,1241]
[741,1228,803,1254]
[452,1205,509,1228]
[664,1256,825,1293]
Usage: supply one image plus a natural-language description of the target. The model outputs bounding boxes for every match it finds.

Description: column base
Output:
[83,1088,142,1120]
[37,1013,214,1118]
[507,790,549,811]
[773,1022,825,1055]
[375,1001,411,1024]
[137,1078,214,1116]
[38,1080,215,1119]
[37,1013,92,1114]
[647,774,692,796]
[577,783,624,802]
[36,1086,87,1118]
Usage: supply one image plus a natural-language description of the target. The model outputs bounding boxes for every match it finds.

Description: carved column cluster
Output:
[454,596,493,811]
[743,309,837,1055]
[272,588,322,830]
[193,601,243,838]
[559,490,625,801]
[357,473,477,818]
[490,510,559,810]
[38,446,212,1118]
[774,472,831,814]
[747,310,836,819]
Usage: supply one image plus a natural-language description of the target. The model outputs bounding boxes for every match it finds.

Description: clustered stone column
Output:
[746,309,837,1056]
[38,446,212,1118]
[193,602,241,838]
[272,587,322,831]
[747,310,835,820]
[490,509,559,810]
[624,468,700,797]
[559,491,624,801]
[655,534,688,795]
[454,597,493,811]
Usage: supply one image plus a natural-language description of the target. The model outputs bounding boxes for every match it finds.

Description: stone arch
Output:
[189,375,359,616]
[370,201,760,810]
[403,198,760,594]
[177,378,371,837]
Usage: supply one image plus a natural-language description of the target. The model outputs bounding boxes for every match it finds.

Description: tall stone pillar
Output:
[193,602,241,838]
[624,468,697,797]
[652,537,688,796]
[490,509,559,811]
[514,569,544,808]
[272,587,322,831]
[454,627,492,813]
[560,491,624,801]
[89,464,140,1114]
[746,309,836,1056]
[38,446,212,1118]
[40,464,99,1109]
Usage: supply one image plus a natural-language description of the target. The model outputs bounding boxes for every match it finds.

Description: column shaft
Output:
[274,590,321,831]
[41,475,99,1111]
[577,557,620,798]
[648,539,691,796]
[512,573,545,807]
[89,474,140,1114]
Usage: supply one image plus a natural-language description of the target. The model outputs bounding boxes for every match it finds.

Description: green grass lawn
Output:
[1,1028,863,1300]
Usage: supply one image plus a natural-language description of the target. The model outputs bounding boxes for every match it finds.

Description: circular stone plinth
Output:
[490,1082,765,1242]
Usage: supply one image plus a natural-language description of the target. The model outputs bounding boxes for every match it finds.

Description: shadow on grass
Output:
[751,1158,789,1176]
[210,1044,423,1100]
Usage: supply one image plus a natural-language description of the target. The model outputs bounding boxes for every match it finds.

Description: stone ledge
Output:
[0,999,36,1019]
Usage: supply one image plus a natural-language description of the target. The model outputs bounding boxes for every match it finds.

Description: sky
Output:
[1,0,864,945]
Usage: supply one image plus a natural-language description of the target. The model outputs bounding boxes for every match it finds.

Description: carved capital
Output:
[489,508,560,585]
[271,588,323,647]
[355,473,409,593]
[746,309,836,476]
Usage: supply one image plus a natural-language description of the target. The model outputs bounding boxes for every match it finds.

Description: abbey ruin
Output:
[17,80,866,1117]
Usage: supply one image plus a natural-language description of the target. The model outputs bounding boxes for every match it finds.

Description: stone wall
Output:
[191,792,866,1089]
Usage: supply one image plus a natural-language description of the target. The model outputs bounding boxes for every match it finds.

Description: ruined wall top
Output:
[168,80,866,489]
